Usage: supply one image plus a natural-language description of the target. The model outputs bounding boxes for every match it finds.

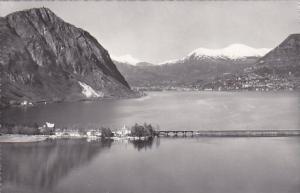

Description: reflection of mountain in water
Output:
[2,139,112,193]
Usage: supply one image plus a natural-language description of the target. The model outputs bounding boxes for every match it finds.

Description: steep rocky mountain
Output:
[115,44,269,88]
[0,7,134,108]
[252,34,300,76]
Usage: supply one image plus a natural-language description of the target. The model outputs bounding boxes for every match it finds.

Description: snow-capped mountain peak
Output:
[189,44,271,59]
[111,54,141,65]
[158,58,182,65]
[158,44,271,65]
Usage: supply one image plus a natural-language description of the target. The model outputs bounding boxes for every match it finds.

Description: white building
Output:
[115,125,131,137]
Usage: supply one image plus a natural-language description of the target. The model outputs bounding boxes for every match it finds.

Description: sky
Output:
[0,1,299,63]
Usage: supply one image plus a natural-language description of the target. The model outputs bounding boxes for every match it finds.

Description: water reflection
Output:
[1,138,161,192]
[2,139,112,193]
[129,137,160,151]
[1,137,300,193]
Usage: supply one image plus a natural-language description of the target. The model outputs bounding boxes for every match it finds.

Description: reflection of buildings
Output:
[2,139,112,193]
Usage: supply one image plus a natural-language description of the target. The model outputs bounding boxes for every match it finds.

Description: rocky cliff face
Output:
[0,8,133,108]
[254,34,300,76]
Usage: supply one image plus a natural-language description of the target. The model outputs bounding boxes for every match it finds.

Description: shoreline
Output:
[2,90,299,110]
[1,129,300,143]
[0,90,144,110]
[0,134,152,143]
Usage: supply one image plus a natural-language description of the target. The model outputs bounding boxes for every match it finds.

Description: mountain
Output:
[252,34,300,76]
[187,44,269,60]
[114,61,165,87]
[135,62,154,67]
[160,44,270,65]
[0,7,134,108]
[115,44,269,88]
[207,34,300,91]
[111,54,141,65]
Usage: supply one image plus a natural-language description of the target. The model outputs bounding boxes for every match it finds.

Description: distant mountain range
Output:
[196,34,300,91]
[111,54,141,66]
[114,44,271,87]
[0,8,134,108]
[160,44,270,64]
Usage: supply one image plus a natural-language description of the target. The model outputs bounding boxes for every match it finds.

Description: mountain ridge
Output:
[189,44,270,59]
[111,54,141,65]
[115,52,261,88]
[160,44,270,65]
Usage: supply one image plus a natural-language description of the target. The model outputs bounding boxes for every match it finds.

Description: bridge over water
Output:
[154,130,300,137]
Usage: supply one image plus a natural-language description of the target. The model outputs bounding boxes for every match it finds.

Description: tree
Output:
[130,123,155,137]
[101,127,113,138]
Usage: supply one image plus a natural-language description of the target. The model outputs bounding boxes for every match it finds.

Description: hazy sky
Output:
[0,1,299,63]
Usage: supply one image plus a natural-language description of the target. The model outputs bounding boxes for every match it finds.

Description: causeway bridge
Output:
[154,130,300,137]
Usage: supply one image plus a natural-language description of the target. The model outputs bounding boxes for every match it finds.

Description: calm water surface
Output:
[1,137,300,193]
[2,91,300,130]
[1,91,300,193]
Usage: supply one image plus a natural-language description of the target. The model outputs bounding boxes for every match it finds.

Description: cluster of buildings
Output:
[133,71,299,92]
[52,125,132,139]
[203,73,297,91]
[134,86,197,92]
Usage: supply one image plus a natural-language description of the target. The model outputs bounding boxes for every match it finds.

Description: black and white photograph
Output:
[0,1,300,193]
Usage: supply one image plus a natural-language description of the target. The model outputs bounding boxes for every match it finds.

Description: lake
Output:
[1,137,300,193]
[1,91,300,193]
[1,91,300,130]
